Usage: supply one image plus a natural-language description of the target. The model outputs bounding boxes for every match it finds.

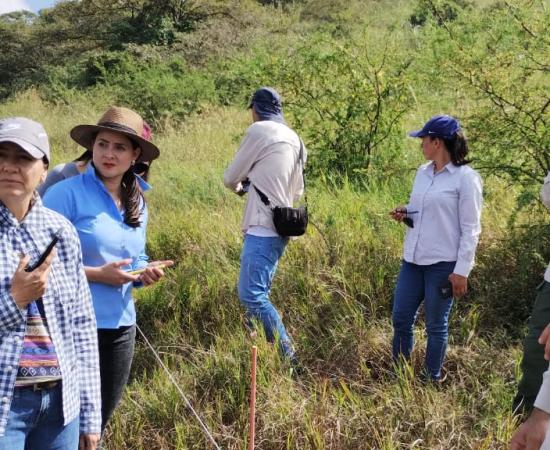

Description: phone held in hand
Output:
[25,228,63,272]
[125,263,167,276]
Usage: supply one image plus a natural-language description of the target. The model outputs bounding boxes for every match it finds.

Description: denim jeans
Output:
[98,325,136,434]
[392,260,455,380]
[238,234,294,358]
[0,384,79,450]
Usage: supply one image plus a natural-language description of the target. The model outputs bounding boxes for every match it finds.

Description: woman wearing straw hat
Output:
[38,121,154,196]
[389,115,482,383]
[43,106,173,435]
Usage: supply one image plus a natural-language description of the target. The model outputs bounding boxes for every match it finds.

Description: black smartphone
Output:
[25,228,63,272]
[439,280,453,298]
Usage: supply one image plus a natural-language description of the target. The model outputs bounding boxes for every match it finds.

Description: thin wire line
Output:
[135,324,221,450]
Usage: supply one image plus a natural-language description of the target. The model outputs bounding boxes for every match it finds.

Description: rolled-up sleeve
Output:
[454,171,483,277]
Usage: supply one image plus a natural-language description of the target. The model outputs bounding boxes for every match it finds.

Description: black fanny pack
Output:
[264,200,308,237]
[253,139,308,237]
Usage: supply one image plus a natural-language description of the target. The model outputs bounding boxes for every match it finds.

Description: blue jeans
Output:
[238,234,294,358]
[0,384,79,450]
[392,260,455,380]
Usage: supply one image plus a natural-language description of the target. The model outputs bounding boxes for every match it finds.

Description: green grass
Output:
[0,88,532,449]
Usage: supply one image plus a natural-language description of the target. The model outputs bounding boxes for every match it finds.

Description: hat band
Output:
[98,121,139,136]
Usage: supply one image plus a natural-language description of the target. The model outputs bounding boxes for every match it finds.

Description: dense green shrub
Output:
[279,34,413,184]
[414,0,550,209]
[409,0,473,26]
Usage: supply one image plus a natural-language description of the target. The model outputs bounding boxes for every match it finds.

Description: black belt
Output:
[15,380,61,391]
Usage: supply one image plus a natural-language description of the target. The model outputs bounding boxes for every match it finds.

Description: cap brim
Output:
[0,137,46,161]
[408,130,426,138]
[70,124,160,162]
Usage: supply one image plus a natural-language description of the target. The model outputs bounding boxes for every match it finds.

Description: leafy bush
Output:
[415,0,550,209]
[409,0,473,26]
[279,34,413,184]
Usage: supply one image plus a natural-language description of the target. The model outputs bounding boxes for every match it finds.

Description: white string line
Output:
[135,324,222,450]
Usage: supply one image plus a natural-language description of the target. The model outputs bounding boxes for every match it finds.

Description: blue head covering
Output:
[408,115,461,139]
[248,87,285,124]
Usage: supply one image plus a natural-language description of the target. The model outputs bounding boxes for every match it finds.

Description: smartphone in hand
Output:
[25,228,63,272]
[125,263,168,276]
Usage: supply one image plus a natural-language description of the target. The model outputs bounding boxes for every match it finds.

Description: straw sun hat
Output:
[70,106,160,162]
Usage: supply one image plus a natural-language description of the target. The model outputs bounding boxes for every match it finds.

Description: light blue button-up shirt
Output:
[403,161,483,277]
[43,165,149,329]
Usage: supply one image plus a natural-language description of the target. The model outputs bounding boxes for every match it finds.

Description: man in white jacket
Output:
[223,87,306,369]
[510,173,550,449]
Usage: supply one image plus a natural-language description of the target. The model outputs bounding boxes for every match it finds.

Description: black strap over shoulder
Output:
[253,138,306,208]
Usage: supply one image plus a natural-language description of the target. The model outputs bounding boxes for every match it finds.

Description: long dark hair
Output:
[442,131,471,166]
[91,133,145,228]
[74,149,92,163]
[120,161,144,228]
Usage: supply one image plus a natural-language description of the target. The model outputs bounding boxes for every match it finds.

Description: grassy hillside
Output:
[0,89,527,449]
[1,0,549,448]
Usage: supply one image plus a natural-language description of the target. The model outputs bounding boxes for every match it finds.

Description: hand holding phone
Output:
[126,262,168,276]
[11,229,62,308]
[236,179,250,196]
[135,260,174,286]
[25,228,63,272]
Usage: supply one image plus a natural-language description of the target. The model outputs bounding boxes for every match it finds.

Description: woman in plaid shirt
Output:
[0,117,101,450]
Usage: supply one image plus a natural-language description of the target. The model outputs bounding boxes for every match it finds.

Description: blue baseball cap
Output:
[248,87,283,112]
[408,115,461,139]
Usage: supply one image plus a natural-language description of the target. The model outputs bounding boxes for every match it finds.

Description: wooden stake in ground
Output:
[248,345,258,450]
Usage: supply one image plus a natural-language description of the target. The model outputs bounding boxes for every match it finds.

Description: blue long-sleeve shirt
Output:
[43,165,149,329]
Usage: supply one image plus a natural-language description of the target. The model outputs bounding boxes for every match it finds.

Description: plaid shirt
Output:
[0,197,101,436]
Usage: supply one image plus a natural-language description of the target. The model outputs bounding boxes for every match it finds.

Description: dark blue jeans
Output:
[238,234,294,359]
[0,384,79,450]
[392,260,455,380]
[98,325,136,434]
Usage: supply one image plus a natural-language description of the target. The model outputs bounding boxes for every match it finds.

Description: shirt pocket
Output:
[48,263,78,308]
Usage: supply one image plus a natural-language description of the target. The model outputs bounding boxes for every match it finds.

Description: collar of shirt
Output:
[424,160,458,177]
[0,194,48,233]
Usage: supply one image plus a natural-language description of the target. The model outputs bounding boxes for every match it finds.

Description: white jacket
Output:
[224,120,306,233]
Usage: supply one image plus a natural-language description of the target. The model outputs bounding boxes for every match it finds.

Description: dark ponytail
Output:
[121,167,144,228]
[442,131,471,166]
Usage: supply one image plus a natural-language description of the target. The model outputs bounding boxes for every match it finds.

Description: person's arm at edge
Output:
[510,366,550,450]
